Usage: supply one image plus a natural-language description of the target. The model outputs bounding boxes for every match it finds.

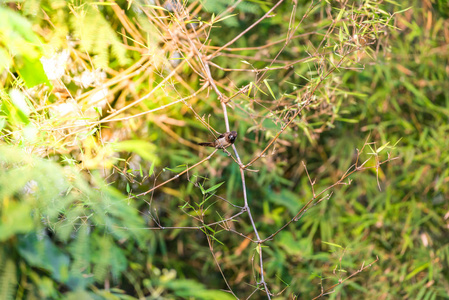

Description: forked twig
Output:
[311,256,380,300]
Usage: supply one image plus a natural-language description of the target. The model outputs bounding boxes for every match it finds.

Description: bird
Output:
[198,131,238,149]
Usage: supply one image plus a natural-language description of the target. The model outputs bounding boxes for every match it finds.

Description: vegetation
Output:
[0,0,448,299]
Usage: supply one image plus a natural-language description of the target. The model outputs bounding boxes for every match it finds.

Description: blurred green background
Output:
[1,0,448,299]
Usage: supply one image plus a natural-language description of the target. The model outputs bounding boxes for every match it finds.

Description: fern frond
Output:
[70,7,130,68]
[0,252,17,300]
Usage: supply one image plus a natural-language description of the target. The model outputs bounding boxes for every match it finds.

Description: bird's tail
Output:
[198,142,215,147]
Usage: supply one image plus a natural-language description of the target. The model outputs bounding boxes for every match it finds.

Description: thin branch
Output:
[311,256,380,300]
[208,0,285,59]
[134,148,219,197]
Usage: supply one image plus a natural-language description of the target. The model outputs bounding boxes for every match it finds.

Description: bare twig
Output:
[135,148,219,197]
[311,256,380,300]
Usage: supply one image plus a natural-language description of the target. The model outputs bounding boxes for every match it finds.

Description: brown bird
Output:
[198,131,238,149]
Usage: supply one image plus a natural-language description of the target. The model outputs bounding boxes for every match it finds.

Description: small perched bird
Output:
[198,131,238,149]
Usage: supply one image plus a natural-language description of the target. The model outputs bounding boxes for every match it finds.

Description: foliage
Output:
[0,0,448,299]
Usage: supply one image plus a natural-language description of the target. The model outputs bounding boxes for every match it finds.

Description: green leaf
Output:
[113,140,159,162]
[263,79,276,99]
[149,160,156,176]
[17,56,51,88]
[0,117,5,131]
[336,118,359,123]
[141,4,168,11]
[198,182,206,195]
[0,47,12,72]
[9,89,31,116]
[216,14,237,24]
[204,181,225,194]
[139,164,143,177]
[376,142,390,153]
[0,201,33,241]
[405,263,430,281]
[321,241,344,249]
[18,234,70,282]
